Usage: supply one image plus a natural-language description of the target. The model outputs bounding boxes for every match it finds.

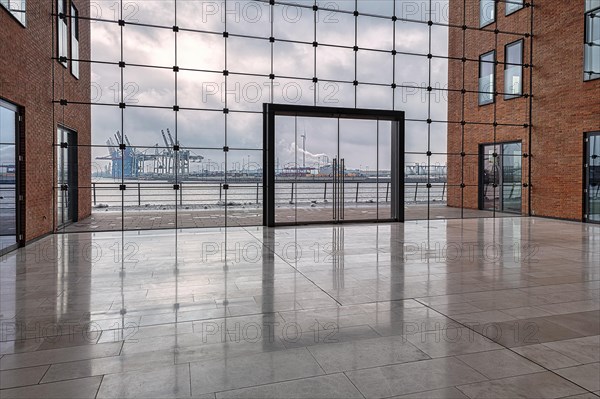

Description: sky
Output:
[89,1,450,175]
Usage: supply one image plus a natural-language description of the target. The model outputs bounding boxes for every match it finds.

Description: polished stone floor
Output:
[0,218,599,398]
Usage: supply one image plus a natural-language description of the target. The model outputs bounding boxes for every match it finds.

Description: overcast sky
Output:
[90,1,449,175]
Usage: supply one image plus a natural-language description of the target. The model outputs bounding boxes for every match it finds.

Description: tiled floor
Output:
[0,217,599,398]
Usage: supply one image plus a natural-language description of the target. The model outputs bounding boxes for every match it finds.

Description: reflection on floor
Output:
[63,205,516,232]
[1,218,598,398]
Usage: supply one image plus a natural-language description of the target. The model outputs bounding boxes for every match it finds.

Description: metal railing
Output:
[89,180,448,209]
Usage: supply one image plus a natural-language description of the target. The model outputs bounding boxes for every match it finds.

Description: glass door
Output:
[586,132,600,223]
[338,119,378,221]
[480,141,522,213]
[265,104,404,226]
[0,100,19,253]
[502,142,522,213]
[481,144,501,211]
[57,127,78,227]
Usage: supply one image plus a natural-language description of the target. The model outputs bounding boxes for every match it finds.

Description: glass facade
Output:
[51,0,533,233]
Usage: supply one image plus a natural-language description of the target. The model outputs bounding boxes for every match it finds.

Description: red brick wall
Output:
[448,0,600,220]
[0,0,90,242]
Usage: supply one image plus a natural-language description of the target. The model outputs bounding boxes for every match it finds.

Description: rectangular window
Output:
[57,0,68,67]
[504,40,523,99]
[585,1,600,80]
[0,0,26,26]
[479,50,495,105]
[506,0,524,15]
[71,3,79,78]
[480,0,495,27]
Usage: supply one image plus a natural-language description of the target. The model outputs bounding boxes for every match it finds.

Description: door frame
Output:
[263,103,405,227]
[57,125,79,228]
[0,98,25,255]
[584,131,600,224]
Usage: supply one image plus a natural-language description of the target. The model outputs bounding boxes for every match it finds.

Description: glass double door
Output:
[274,116,392,225]
[480,142,522,213]
[586,132,600,223]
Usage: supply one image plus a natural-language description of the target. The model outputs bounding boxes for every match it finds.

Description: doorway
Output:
[479,141,522,213]
[585,132,600,223]
[263,104,404,227]
[57,126,78,227]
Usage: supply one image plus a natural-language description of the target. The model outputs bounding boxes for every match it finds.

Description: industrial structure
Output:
[96,129,204,179]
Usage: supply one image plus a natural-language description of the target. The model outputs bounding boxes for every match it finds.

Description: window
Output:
[506,0,524,15]
[0,0,26,26]
[57,0,68,67]
[504,40,523,99]
[480,0,495,27]
[71,3,79,78]
[479,50,495,105]
[585,0,600,80]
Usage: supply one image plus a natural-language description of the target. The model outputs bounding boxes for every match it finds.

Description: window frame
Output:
[70,2,80,79]
[479,50,496,106]
[0,0,26,26]
[584,2,600,81]
[57,0,68,68]
[504,39,524,100]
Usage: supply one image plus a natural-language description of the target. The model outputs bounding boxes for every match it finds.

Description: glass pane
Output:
[339,119,378,221]
[585,12,600,80]
[502,142,522,214]
[505,41,523,98]
[480,0,495,27]
[479,52,495,105]
[0,105,16,144]
[589,134,600,222]
[506,0,524,15]
[481,144,500,211]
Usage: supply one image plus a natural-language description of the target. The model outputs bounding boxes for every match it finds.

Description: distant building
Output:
[447,0,600,222]
[1,0,91,253]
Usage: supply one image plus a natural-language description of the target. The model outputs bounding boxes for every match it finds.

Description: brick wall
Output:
[0,0,91,242]
[448,0,600,221]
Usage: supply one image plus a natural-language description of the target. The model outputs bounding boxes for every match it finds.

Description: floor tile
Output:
[543,336,600,364]
[405,327,502,357]
[0,376,102,398]
[456,372,586,399]
[307,335,429,372]
[391,387,470,398]
[345,357,487,398]
[215,374,363,399]
[512,344,581,370]
[96,364,190,398]
[554,363,600,392]
[456,349,544,379]
[0,342,123,370]
[189,348,324,395]
[0,365,49,389]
